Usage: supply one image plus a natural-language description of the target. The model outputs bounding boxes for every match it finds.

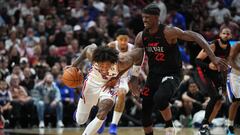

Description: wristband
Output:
[132,65,141,77]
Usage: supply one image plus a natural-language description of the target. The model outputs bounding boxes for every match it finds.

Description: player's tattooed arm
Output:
[118,47,144,72]
[102,48,144,90]
[135,31,144,49]
[166,26,228,71]
[72,43,97,67]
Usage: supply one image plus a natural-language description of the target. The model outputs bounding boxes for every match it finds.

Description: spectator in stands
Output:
[209,2,231,26]
[9,74,35,128]
[220,14,239,40]
[71,0,84,19]
[46,45,59,67]
[7,46,20,70]
[6,64,24,84]
[0,80,12,129]
[231,0,240,13]
[166,4,186,30]
[23,27,39,48]
[181,78,210,127]
[20,67,35,95]
[32,72,64,128]
[5,27,20,51]
[152,0,167,23]
[0,57,9,80]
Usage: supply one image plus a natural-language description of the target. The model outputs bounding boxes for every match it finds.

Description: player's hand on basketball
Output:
[128,76,140,97]
[102,77,119,91]
[211,57,228,71]
[209,62,218,70]
[63,65,73,70]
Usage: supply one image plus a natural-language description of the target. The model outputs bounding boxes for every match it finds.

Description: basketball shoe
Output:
[109,123,118,135]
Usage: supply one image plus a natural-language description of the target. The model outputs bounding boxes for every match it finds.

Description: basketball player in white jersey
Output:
[97,28,135,134]
[226,42,240,135]
[68,44,143,135]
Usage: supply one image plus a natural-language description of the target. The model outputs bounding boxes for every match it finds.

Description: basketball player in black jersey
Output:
[126,3,229,135]
[196,27,232,135]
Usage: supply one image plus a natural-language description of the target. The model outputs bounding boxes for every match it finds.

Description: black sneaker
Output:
[198,126,211,135]
[227,126,235,135]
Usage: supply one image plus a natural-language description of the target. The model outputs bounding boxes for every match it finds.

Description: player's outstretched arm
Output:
[102,47,144,91]
[167,26,228,71]
[118,47,144,72]
[72,43,97,67]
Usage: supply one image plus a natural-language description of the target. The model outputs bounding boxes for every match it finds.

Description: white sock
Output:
[111,111,122,125]
[82,117,104,135]
[227,119,234,127]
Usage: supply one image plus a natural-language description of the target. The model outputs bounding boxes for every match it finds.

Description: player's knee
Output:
[232,100,240,106]
[153,95,169,110]
[117,88,127,97]
[76,113,88,125]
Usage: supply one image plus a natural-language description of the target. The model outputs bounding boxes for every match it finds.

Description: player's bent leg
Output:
[208,99,222,123]
[114,88,127,112]
[109,88,127,135]
[75,98,93,125]
[83,99,114,135]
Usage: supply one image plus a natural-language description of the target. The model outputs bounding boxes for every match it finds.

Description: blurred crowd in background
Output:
[0,0,239,129]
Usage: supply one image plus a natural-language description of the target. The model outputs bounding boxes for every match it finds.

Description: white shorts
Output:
[226,68,240,102]
[75,79,116,124]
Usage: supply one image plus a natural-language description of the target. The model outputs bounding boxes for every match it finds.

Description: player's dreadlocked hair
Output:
[92,46,119,63]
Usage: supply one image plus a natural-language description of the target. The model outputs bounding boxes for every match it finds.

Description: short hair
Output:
[92,46,119,63]
[115,28,129,37]
[219,26,231,33]
[142,3,160,16]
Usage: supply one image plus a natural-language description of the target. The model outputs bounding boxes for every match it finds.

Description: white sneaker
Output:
[173,120,183,128]
[57,120,64,128]
[39,121,45,128]
[165,127,176,135]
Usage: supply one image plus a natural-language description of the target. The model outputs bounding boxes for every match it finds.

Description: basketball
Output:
[62,66,83,88]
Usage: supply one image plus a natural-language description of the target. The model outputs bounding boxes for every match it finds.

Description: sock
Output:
[82,117,104,135]
[201,119,209,126]
[145,131,153,135]
[111,111,122,125]
[165,120,173,128]
[227,119,234,127]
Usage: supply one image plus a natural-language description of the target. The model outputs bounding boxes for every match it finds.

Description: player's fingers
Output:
[221,59,228,68]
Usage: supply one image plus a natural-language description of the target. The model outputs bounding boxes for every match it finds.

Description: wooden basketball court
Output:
[3,127,239,135]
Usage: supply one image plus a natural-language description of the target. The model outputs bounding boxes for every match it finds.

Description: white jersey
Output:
[235,53,240,68]
[75,63,119,125]
[114,41,134,79]
[227,53,240,102]
[86,63,118,87]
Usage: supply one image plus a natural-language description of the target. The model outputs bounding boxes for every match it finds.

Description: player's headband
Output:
[142,4,160,16]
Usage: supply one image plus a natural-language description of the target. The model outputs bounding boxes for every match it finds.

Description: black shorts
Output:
[141,72,181,127]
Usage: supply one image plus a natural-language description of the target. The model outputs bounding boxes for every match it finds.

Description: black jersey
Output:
[203,39,231,68]
[142,24,182,75]
[203,39,231,79]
